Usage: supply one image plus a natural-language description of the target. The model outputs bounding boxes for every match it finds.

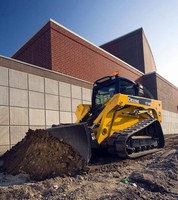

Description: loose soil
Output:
[0,133,178,200]
[0,129,85,181]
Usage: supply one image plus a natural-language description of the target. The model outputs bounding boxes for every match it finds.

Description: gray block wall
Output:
[162,110,178,134]
[0,56,178,155]
[0,65,91,154]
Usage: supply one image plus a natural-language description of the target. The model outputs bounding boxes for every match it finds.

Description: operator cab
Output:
[92,73,151,113]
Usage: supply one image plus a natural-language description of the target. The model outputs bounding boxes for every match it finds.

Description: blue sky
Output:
[0,0,178,87]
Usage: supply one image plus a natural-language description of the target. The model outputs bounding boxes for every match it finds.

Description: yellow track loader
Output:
[47,73,165,163]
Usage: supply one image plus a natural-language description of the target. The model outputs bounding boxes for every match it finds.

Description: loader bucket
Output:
[47,123,92,163]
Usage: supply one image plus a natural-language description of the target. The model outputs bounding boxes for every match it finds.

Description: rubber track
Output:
[105,119,164,159]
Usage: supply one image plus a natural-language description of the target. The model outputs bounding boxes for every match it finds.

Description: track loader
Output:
[47,73,165,163]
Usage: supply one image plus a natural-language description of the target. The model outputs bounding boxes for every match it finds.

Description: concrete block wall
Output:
[0,65,92,154]
[162,110,178,134]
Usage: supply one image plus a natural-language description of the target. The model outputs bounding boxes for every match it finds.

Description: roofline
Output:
[49,19,143,75]
[100,27,143,47]
[11,20,52,58]
[12,18,143,76]
[156,72,178,90]
[144,71,178,89]
[0,55,93,85]
[141,30,157,70]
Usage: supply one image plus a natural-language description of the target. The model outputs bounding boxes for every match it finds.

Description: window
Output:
[95,84,116,108]
[120,79,136,95]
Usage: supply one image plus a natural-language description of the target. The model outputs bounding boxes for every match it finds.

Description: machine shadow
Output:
[89,148,125,166]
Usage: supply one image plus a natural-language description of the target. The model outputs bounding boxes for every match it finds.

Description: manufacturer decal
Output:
[128,96,151,106]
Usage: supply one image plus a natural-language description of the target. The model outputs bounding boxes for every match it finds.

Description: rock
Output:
[131,183,137,187]
[53,185,58,189]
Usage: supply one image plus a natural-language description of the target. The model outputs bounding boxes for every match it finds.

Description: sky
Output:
[0,0,178,87]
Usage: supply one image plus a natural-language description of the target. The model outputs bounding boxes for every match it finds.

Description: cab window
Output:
[95,84,116,107]
[120,79,136,95]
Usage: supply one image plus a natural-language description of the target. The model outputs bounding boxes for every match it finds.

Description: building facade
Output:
[0,19,178,153]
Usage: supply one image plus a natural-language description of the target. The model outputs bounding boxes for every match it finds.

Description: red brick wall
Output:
[50,21,143,83]
[12,20,143,83]
[173,87,178,113]
[12,22,52,70]
[156,74,178,113]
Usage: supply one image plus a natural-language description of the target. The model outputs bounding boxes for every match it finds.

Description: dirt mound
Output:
[0,129,86,181]
[0,134,178,199]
